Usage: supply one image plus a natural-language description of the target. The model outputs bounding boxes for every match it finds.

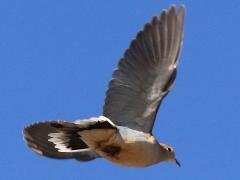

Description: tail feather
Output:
[23,121,98,161]
[23,116,116,161]
[48,122,89,152]
[49,116,117,151]
[23,121,73,159]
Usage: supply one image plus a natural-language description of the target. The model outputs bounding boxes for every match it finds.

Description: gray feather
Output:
[103,5,185,133]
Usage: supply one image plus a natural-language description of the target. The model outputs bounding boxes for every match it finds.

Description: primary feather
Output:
[103,5,185,133]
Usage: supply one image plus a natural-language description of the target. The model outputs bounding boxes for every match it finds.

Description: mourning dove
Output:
[23,4,185,167]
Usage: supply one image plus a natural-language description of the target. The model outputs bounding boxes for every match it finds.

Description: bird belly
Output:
[97,135,160,167]
[79,127,160,167]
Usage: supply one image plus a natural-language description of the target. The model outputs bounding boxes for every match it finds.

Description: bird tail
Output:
[23,116,116,162]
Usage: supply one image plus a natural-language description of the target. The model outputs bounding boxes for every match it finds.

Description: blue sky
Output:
[0,0,239,179]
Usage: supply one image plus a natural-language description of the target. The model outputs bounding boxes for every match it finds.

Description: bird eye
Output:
[167,147,172,152]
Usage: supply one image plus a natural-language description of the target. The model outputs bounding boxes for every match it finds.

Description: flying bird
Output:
[23,5,185,167]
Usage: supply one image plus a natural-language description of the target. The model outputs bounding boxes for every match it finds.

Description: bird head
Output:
[160,143,180,167]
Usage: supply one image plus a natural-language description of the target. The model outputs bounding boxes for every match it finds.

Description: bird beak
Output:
[175,158,181,167]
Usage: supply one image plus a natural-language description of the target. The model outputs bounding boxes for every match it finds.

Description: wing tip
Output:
[178,5,186,19]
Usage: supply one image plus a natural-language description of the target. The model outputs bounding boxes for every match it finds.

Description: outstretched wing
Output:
[103,5,185,133]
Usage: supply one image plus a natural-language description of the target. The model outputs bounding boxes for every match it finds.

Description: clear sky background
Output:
[0,0,239,179]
